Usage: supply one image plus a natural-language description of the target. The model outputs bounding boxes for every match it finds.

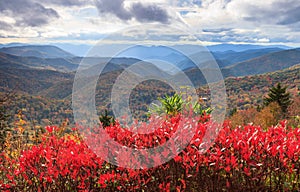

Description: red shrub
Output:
[0,116,299,191]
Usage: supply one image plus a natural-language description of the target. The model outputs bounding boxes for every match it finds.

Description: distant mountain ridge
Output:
[0,52,144,72]
[1,42,292,55]
[1,45,300,92]
[1,44,300,95]
[0,43,296,72]
[0,52,78,72]
[0,45,74,58]
[212,48,284,67]
[207,43,291,52]
[223,48,300,77]
[2,43,300,127]
[108,44,293,71]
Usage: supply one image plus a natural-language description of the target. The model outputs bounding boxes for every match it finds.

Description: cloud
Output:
[95,0,171,23]
[131,3,169,23]
[227,0,300,26]
[41,0,91,6]
[177,0,202,7]
[276,4,300,25]
[0,21,12,30]
[178,0,300,44]
[202,28,233,33]
[95,0,131,20]
[1,0,300,46]
[0,0,59,27]
[199,28,272,43]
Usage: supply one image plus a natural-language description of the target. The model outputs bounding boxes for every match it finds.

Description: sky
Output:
[1,0,300,46]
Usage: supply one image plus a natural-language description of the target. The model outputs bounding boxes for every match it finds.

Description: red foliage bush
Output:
[1,116,299,191]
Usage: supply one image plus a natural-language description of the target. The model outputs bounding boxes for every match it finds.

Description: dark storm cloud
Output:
[130,3,169,23]
[95,0,171,23]
[240,0,300,27]
[277,6,300,25]
[0,0,59,27]
[95,0,131,20]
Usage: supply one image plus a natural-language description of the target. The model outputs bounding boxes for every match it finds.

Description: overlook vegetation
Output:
[0,44,299,191]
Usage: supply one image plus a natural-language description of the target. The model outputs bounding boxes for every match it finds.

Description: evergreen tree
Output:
[229,107,237,116]
[99,110,115,128]
[264,83,292,114]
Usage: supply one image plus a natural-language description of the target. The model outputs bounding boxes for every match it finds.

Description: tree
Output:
[287,93,300,128]
[264,83,292,114]
[254,102,281,130]
[0,91,15,150]
[0,106,10,149]
[229,108,258,128]
[99,110,115,128]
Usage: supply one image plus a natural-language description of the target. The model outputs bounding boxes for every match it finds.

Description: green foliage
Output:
[0,92,13,150]
[264,83,292,114]
[192,101,212,116]
[148,93,183,116]
[225,64,299,113]
[0,106,10,150]
[2,62,299,127]
[148,93,211,116]
[229,107,238,116]
[160,94,183,116]
[99,110,115,128]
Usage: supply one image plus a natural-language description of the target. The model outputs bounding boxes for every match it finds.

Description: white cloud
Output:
[1,0,300,46]
[175,0,300,45]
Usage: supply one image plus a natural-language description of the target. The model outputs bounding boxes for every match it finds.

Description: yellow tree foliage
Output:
[254,102,281,130]
[229,108,258,128]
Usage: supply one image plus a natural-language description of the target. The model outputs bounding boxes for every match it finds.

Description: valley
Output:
[1,44,299,127]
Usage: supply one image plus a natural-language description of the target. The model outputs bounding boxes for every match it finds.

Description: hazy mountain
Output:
[105,44,292,71]
[1,44,299,98]
[0,43,30,48]
[0,52,78,72]
[116,45,222,72]
[0,43,291,72]
[170,47,284,71]
[207,44,291,52]
[117,45,188,71]
[0,45,74,58]
[212,48,284,67]
[52,43,93,57]
[223,48,300,77]
[0,52,168,98]
[0,52,145,73]
[181,48,300,86]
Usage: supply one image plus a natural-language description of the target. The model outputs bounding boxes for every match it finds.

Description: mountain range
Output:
[1,43,300,97]
[0,45,74,58]
[206,43,290,52]
[1,43,299,126]
[0,43,296,71]
[222,48,300,77]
